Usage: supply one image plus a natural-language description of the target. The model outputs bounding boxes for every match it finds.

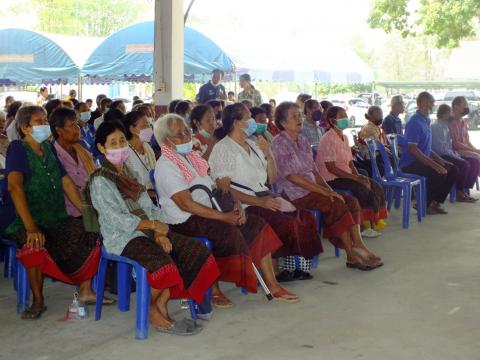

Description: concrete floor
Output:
[1,193,480,360]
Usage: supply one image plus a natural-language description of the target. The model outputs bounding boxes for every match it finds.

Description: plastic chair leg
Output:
[4,246,15,278]
[416,184,422,223]
[294,256,300,270]
[16,262,30,313]
[335,247,340,258]
[117,262,133,312]
[386,187,394,211]
[449,186,456,203]
[134,265,150,340]
[311,255,319,268]
[402,186,411,229]
[476,178,479,191]
[95,257,108,321]
[394,187,402,209]
[188,299,198,321]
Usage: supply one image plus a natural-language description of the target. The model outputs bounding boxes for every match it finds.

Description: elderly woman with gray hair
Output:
[153,113,299,307]
[2,105,101,319]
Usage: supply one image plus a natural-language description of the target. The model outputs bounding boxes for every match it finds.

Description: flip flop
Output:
[272,287,300,303]
[21,305,47,320]
[82,296,116,306]
[457,197,477,203]
[212,293,233,308]
[154,319,203,336]
[346,261,374,271]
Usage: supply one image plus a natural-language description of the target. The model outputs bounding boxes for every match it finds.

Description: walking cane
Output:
[189,185,273,301]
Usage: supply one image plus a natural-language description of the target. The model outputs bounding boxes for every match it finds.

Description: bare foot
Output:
[155,298,173,323]
[150,305,174,329]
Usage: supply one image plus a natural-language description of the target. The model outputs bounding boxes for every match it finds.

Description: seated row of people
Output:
[5,89,476,334]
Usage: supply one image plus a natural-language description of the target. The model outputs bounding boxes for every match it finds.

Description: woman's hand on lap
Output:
[26,229,45,250]
[261,196,282,211]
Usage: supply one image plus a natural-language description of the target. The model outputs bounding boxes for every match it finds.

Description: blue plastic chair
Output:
[386,134,427,217]
[95,237,211,340]
[365,139,423,229]
[0,238,30,313]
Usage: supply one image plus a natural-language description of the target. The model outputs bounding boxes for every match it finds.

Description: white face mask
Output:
[139,127,154,143]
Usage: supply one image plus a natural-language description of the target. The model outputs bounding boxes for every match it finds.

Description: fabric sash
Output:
[160,144,209,183]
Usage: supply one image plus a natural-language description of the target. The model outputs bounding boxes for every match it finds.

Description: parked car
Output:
[331,98,369,127]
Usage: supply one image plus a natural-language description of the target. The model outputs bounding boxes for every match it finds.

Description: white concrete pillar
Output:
[153,0,184,115]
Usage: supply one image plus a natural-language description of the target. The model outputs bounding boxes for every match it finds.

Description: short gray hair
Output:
[15,105,47,138]
[154,113,188,144]
[391,95,404,107]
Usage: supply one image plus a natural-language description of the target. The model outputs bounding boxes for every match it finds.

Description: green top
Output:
[5,141,69,234]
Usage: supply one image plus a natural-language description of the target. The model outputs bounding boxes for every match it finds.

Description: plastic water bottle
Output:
[67,292,88,320]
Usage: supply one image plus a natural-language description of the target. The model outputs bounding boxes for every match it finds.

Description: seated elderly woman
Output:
[209,103,323,281]
[190,104,218,160]
[153,113,299,306]
[432,104,478,202]
[316,106,388,237]
[271,102,382,271]
[3,106,100,319]
[86,121,219,333]
[49,108,98,218]
[357,105,391,177]
[121,111,156,192]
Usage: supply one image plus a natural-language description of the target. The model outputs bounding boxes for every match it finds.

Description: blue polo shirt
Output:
[382,112,403,135]
[400,111,432,168]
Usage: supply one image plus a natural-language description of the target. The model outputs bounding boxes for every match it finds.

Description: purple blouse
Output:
[54,142,88,217]
[271,131,318,201]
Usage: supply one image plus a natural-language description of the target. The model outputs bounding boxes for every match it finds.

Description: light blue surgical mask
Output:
[256,123,267,134]
[176,140,193,154]
[31,125,51,143]
[199,129,211,139]
[243,118,257,137]
[80,111,91,121]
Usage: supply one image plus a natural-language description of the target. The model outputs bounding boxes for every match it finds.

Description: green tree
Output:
[9,0,152,37]
[368,0,480,48]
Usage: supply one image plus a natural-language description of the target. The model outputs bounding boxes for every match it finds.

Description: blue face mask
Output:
[199,129,211,139]
[31,125,51,143]
[243,118,257,137]
[80,111,91,121]
[256,123,267,134]
[312,110,323,122]
[176,140,193,154]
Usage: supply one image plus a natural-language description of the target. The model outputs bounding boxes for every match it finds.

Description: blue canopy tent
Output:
[0,29,80,85]
[81,21,234,82]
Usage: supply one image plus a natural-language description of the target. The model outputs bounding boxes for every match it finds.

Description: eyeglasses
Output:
[171,129,192,139]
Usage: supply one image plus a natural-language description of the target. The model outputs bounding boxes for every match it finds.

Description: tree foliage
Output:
[368,0,480,48]
[9,0,152,37]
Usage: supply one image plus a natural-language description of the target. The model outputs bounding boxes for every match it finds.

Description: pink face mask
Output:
[105,147,130,165]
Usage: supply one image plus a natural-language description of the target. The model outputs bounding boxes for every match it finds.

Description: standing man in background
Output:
[197,69,227,104]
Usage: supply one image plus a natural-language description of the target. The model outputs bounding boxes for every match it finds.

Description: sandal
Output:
[212,292,233,308]
[346,260,374,271]
[272,287,299,303]
[82,296,116,306]
[276,270,294,283]
[21,305,47,320]
[293,269,313,280]
[154,318,203,336]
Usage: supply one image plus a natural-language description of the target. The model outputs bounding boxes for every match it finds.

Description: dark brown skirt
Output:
[121,231,220,304]
[10,217,100,285]
[292,192,361,248]
[328,178,388,222]
[170,214,282,293]
[245,206,323,259]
